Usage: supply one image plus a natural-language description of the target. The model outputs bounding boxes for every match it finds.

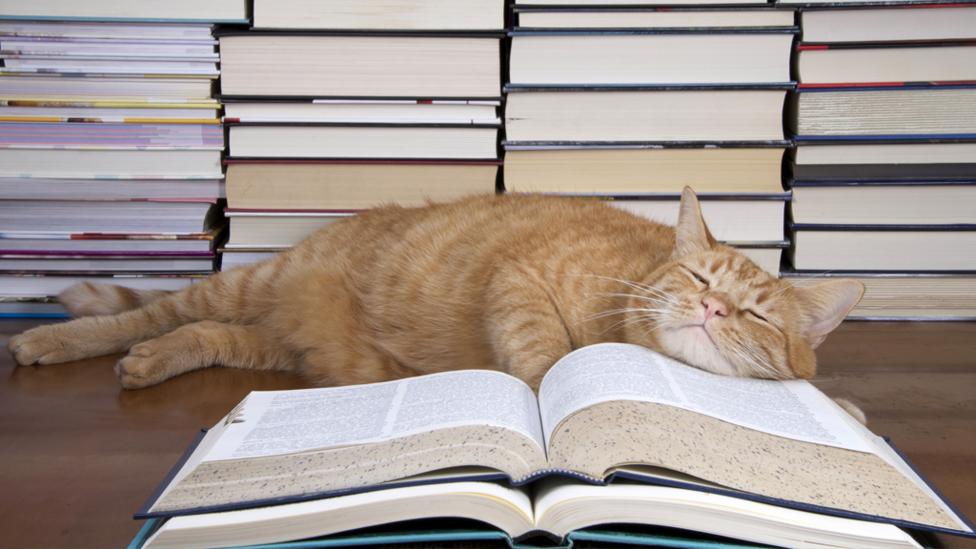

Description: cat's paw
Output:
[833,397,867,425]
[8,324,83,365]
[114,340,177,389]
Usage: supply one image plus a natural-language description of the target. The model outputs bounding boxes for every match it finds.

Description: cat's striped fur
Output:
[9,189,864,390]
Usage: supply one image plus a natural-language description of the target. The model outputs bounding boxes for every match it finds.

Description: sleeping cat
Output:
[8,188,863,391]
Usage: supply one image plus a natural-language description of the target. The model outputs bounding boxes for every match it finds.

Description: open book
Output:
[138,344,974,539]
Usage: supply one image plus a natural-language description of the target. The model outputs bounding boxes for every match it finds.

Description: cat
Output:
[8,188,864,392]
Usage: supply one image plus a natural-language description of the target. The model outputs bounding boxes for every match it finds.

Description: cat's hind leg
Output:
[59,282,173,317]
[115,320,297,389]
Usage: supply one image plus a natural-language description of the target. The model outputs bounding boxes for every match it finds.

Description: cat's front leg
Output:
[9,316,136,365]
[115,320,296,389]
[485,265,574,390]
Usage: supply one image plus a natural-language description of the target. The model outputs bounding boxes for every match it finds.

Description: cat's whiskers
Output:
[727,338,781,379]
[586,306,670,322]
[599,310,668,335]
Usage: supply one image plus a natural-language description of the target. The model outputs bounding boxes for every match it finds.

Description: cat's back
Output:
[348,193,675,270]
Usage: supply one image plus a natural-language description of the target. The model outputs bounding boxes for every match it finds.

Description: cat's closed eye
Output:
[682,265,709,287]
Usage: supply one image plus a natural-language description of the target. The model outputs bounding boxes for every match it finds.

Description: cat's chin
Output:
[656,325,740,377]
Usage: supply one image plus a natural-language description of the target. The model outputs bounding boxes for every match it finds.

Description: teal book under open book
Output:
[130,343,975,548]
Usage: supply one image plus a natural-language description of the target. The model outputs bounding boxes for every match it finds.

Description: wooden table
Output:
[1,320,974,548]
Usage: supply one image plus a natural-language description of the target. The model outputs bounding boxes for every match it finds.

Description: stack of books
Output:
[503,0,797,275]
[0,4,246,318]
[219,0,504,269]
[784,1,976,319]
[127,344,976,549]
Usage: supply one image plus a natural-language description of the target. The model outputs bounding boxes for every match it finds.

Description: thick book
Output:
[799,5,976,42]
[599,193,788,242]
[136,343,974,542]
[509,29,795,85]
[784,270,976,320]
[225,160,499,210]
[793,86,976,138]
[222,99,500,125]
[0,0,247,23]
[790,181,976,225]
[0,177,224,201]
[504,87,788,141]
[252,0,504,31]
[0,75,216,100]
[0,200,219,235]
[516,7,795,29]
[797,42,976,86]
[0,149,223,179]
[792,140,976,181]
[226,124,499,160]
[224,210,353,249]
[790,224,976,271]
[0,121,223,150]
[218,33,502,99]
[503,146,786,194]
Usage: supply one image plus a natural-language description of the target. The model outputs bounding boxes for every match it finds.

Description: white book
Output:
[800,7,976,43]
[223,101,499,125]
[0,149,222,179]
[219,35,501,98]
[607,198,785,242]
[0,0,247,22]
[518,9,795,28]
[798,45,976,85]
[253,0,504,30]
[510,33,793,85]
[791,229,976,271]
[228,126,499,160]
[505,89,786,141]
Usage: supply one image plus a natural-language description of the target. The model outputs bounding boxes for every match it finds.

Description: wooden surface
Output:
[1,319,974,548]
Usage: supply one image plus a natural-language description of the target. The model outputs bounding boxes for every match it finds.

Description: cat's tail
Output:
[59,282,174,317]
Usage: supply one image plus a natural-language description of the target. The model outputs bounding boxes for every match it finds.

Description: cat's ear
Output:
[674,187,717,257]
[792,280,865,348]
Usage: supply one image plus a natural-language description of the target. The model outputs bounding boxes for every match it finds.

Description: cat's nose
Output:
[702,295,729,321]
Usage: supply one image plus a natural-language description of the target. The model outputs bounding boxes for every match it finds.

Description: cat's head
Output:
[627,188,863,380]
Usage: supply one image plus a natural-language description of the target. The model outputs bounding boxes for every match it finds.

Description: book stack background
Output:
[503,0,797,275]
[219,0,504,270]
[782,0,976,319]
[0,2,247,318]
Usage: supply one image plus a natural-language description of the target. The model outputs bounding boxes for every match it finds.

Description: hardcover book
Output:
[225,160,499,210]
[218,33,502,99]
[508,29,795,85]
[503,146,786,194]
[790,225,976,271]
[792,140,976,181]
[504,87,788,142]
[136,343,974,546]
[785,271,976,320]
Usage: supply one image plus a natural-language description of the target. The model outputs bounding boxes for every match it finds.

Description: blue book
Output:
[131,344,975,548]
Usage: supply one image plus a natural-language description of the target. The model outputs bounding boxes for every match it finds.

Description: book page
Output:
[204,370,545,461]
[538,343,873,453]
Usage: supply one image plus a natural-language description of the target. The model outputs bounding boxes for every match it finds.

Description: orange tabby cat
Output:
[8,188,863,390]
